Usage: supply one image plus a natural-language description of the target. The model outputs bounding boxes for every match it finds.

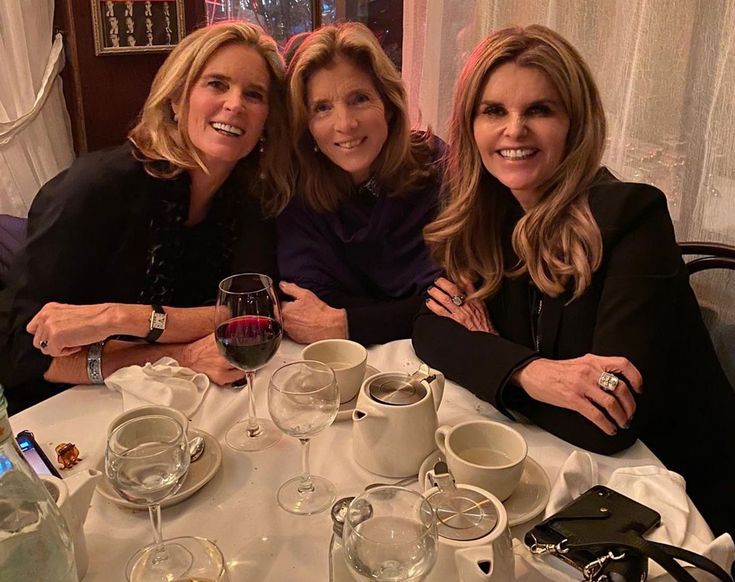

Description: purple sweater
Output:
[277,137,444,345]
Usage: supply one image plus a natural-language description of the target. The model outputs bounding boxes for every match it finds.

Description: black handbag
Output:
[524,485,733,582]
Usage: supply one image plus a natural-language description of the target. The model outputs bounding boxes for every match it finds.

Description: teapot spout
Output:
[65,468,102,525]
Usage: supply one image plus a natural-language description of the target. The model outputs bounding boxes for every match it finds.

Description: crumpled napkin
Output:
[515,450,734,580]
[105,357,210,417]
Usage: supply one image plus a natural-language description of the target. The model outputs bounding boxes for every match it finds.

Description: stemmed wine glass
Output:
[215,273,283,452]
[105,414,192,581]
[268,360,340,514]
[343,486,438,581]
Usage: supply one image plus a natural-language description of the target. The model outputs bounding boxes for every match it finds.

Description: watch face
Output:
[151,312,167,330]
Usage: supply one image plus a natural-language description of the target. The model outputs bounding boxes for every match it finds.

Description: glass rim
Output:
[107,414,185,457]
[218,272,274,296]
[269,360,337,395]
[345,486,436,544]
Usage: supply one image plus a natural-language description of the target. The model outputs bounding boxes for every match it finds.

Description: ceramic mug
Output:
[301,339,367,403]
[435,420,527,501]
[107,404,190,438]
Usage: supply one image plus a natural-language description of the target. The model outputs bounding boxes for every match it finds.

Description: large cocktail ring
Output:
[598,371,620,393]
[451,294,465,307]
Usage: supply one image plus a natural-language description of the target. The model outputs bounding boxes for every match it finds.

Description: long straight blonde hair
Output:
[128,21,291,216]
[287,22,435,213]
[425,25,606,299]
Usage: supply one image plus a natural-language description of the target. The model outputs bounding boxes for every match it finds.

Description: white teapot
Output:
[352,364,444,477]
[425,468,515,582]
[41,469,102,580]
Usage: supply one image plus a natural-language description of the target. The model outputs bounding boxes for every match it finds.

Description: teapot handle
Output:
[417,363,445,410]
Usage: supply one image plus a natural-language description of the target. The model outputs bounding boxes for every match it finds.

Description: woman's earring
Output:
[173,112,178,122]
[313,141,319,153]
[259,135,266,154]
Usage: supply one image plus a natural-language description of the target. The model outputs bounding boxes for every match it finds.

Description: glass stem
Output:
[245,370,262,437]
[298,438,315,494]
[147,503,167,564]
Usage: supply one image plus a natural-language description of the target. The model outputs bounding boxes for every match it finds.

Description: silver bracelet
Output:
[87,342,105,384]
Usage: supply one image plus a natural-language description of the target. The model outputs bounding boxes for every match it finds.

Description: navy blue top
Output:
[277,136,444,345]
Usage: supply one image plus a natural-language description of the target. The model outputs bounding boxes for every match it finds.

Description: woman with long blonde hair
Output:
[2,21,289,412]
[277,22,443,345]
[414,24,735,536]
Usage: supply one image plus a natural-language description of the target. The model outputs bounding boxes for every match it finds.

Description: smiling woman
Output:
[413,24,735,537]
[276,22,443,347]
[0,22,289,414]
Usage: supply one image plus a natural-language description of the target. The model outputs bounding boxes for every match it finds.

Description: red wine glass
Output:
[215,273,282,452]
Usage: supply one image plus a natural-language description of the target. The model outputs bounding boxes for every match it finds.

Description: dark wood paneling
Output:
[56,0,207,154]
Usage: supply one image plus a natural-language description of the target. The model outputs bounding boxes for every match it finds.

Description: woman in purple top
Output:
[278,23,442,346]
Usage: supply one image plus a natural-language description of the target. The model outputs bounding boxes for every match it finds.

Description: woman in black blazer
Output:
[413,24,735,536]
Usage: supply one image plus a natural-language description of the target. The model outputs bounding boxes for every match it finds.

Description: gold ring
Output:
[598,371,619,393]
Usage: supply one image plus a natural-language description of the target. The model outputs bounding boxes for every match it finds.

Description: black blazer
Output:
[413,170,735,535]
[0,143,276,413]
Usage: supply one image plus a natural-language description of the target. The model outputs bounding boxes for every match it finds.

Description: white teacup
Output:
[107,405,190,438]
[435,420,527,501]
[301,339,367,403]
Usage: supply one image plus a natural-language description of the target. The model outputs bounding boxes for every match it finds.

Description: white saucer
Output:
[335,364,380,422]
[418,449,550,527]
[96,428,223,510]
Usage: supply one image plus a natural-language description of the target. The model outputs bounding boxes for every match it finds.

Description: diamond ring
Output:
[40,339,48,349]
[598,371,619,393]
[451,294,465,307]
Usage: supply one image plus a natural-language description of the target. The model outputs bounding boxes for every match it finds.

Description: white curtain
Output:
[403,0,735,246]
[403,0,735,376]
[0,0,74,216]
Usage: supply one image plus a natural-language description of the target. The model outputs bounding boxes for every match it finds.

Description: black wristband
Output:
[145,304,166,343]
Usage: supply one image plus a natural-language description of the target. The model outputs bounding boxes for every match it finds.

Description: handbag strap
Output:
[568,530,733,582]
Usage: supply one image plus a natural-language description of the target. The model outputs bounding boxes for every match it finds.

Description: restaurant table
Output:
[11,339,682,581]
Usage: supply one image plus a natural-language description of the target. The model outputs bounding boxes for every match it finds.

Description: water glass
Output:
[343,486,438,581]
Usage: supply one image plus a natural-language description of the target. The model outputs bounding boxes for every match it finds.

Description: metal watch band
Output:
[145,304,166,343]
[87,342,104,384]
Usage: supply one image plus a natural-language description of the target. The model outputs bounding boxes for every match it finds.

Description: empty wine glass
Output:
[105,414,191,581]
[343,486,438,581]
[268,360,340,514]
[215,273,283,452]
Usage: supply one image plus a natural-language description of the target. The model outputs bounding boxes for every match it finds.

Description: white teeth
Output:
[336,138,364,149]
[210,122,243,136]
[499,148,536,160]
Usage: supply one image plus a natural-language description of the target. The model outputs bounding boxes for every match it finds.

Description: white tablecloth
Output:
[11,339,673,581]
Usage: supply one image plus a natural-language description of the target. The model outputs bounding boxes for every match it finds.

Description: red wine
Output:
[216,316,282,370]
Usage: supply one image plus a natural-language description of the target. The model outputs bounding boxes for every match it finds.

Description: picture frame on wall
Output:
[91,0,186,55]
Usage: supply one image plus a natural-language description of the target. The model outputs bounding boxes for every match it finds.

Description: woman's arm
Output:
[43,334,243,386]
[27,303,216,357]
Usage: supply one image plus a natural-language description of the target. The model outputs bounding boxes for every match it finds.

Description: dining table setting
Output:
[13,337,733,581]
[8,275,734,581]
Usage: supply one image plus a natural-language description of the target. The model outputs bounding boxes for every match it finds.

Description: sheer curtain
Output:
[403,0,735,352]
[403,0,735,245]
[0,0,74,216]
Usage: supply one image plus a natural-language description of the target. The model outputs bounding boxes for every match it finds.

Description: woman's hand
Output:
[426,277,497,334]
[27,302,128,357]
[279,282,347,344]
[179,333,244,386]
[513,354,643,435]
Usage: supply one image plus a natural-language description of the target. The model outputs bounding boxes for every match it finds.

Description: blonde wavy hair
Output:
[287,22,435,213]
[128,21,290,216]
[425,24,606,300]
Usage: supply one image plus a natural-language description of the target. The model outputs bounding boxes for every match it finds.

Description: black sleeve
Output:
[324,291,424,346]
[1,155,130,387]
[412,304,539,415]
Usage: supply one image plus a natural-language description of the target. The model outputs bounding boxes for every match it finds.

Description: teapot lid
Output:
[368,375,427,406]
[425,465,499,541]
